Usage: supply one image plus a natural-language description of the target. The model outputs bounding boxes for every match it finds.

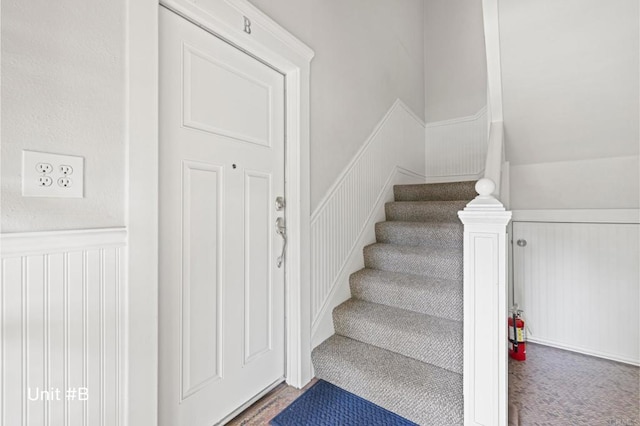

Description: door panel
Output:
[244,171,273,364]
[160,7,286,425]
[181,161,223,399]
[183,43,273,146]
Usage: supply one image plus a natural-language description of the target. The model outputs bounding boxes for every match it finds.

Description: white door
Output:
[159,7,286,425]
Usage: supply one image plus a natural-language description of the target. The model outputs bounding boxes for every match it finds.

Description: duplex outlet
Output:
[22,150,84,198]
[57,177,72,187]
[38,176,53,187]
[36,163,53,174]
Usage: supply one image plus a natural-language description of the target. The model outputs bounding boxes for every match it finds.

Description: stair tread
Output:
[364,243,463,280]
[394,181,477,202]
[312,335,463,425]
[333,299,462,373]
[350,268,462,321]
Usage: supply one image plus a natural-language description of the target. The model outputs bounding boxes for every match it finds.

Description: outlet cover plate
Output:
[22,150,84,198]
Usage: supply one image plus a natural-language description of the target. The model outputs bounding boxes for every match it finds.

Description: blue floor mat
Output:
[270,380,418,426]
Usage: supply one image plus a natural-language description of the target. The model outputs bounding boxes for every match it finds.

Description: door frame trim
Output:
[127,1,160,425]
[128,2,314,422]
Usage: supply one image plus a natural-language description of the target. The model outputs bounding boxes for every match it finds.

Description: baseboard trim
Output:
[528,337,639,366]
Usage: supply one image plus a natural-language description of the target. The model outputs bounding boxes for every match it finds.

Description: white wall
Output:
[510,156,640,209]
[247,0,426,211]
[499,0,640,209]
[1,0,127,232]
[424,0,487,122]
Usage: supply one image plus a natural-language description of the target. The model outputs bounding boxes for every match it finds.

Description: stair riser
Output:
[350,272,463,321]
[375,222,463,249]
[333,309,463,374]
[385,202,467,223]
[364,247,463,280]
[394,181,477,202]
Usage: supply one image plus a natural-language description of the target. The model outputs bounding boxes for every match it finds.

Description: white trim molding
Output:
[1,228,127,257]
[511,209,640,224]
[157,0,314,392]
[126,0,159,424]
[310,100,426,335]
[0,228,127,425]
[459,180,512,426]
[424,106,487,129]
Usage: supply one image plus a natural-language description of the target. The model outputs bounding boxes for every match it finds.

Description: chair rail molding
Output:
[458,179,512,426]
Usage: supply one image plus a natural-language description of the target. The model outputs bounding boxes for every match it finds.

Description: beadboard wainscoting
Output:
[1,228,126,426]
[512,215,640,365]
[310,100,425,342]
[425,107,488,179]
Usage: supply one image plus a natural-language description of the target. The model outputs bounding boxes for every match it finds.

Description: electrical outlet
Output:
[38,176,53,187]
[36,163,53,174]
[22,150,84,198]
[57,177,72,187]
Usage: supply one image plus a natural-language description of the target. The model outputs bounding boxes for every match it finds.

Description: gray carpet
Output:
[312,180,476,425]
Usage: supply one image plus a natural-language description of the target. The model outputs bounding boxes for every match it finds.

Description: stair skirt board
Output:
[312,181,475,425]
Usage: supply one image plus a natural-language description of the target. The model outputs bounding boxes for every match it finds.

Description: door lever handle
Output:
[276,217,287,268]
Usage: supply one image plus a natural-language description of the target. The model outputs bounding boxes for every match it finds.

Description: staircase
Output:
[311,181,477,425]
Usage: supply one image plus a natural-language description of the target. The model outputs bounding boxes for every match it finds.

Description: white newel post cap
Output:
[475,178,495,197]
[458,178,512,225]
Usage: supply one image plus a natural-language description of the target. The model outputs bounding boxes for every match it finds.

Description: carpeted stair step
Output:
[350,268,462,321]
[385,200,468,223]
[333,299,463,373]
[364,243,463,280]
[312,335,463,425]
[394,181,477,202]
[375,221,463,249]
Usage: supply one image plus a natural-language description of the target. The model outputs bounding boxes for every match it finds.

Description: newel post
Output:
[458,178,512,426]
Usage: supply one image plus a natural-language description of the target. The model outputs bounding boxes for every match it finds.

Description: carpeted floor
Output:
[509,343,639,426]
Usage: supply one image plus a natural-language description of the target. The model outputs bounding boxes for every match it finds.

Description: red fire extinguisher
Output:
[508,306,526,361]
